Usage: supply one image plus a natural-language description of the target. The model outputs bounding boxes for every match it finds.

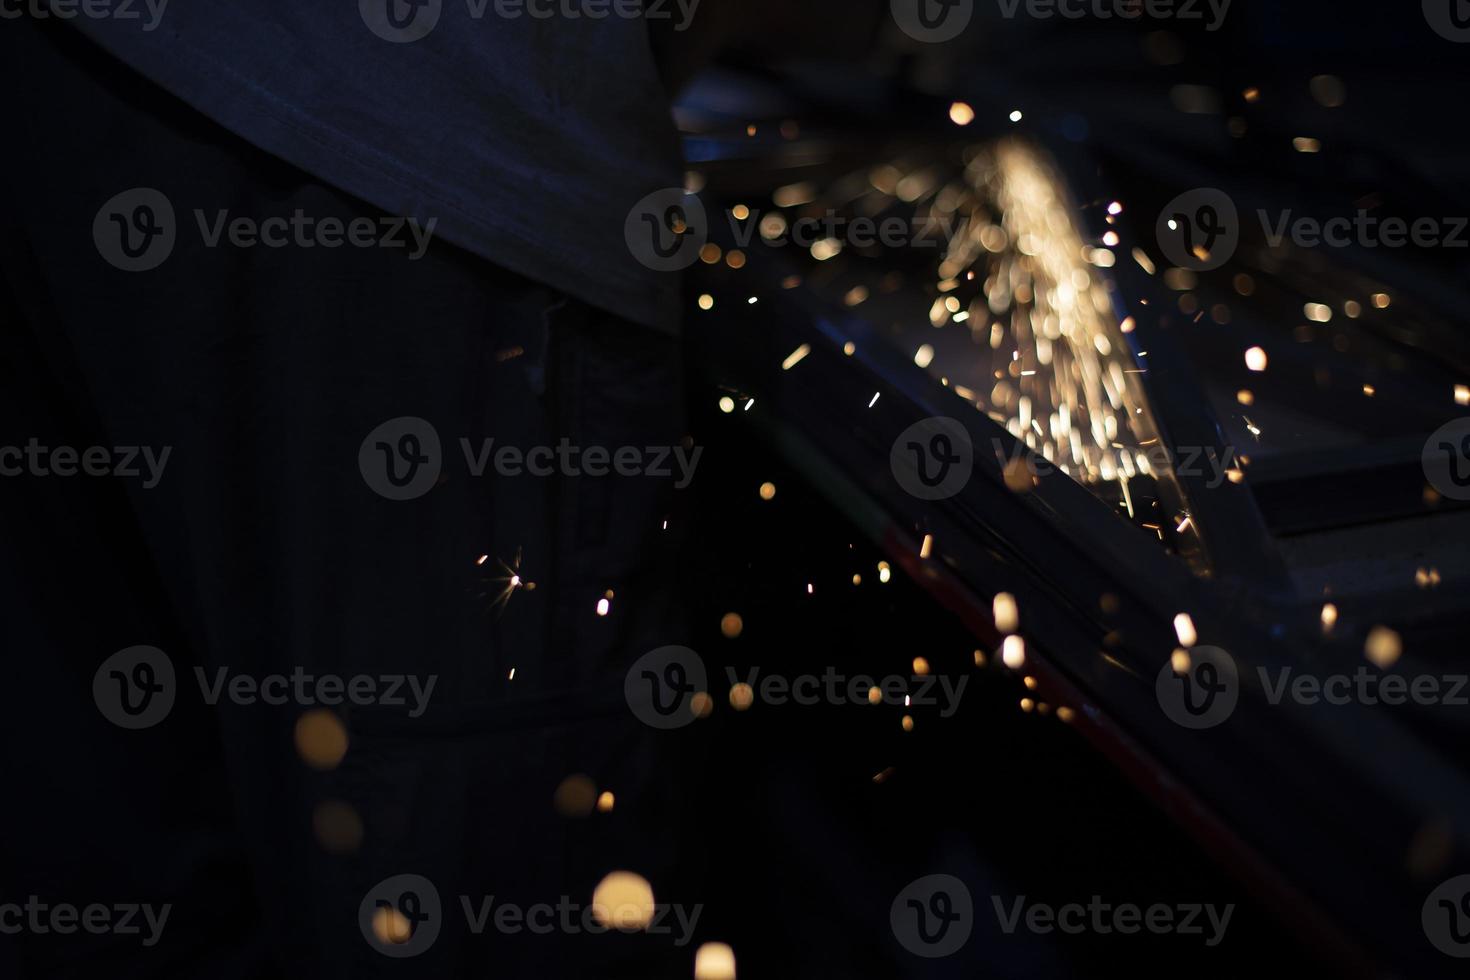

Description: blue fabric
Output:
[61,0,686,332]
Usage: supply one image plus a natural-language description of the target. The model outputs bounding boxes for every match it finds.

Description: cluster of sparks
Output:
[936,141,1166,519]
[747,136,1198,546]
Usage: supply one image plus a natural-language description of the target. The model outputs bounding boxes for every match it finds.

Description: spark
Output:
[782,344,811,371]
[1002,635,1026,669]
[478,550,530,613]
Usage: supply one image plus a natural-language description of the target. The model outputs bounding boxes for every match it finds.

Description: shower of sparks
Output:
[762,137,1238,563]
[906,140,1178,541]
